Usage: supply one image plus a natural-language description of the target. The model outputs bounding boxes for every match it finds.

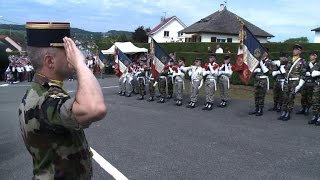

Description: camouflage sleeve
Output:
[300,60,307,80]
[41,87,89,130]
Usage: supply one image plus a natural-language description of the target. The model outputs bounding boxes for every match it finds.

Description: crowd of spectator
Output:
[4,55,34,84]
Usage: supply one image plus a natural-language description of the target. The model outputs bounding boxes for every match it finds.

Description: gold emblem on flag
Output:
[254,48,261,58]
[161,56,167,64]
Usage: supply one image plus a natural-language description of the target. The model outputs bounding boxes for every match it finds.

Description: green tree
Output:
[132,26,148,43]
[284,37,309,43]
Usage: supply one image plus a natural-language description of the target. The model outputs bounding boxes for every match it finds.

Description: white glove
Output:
[272,60,281,67]
[254,68,262,73]
[260,61,269,73]
[312,70,320,77]
[306,72,311,76]
[280,65,286,74]
[188,71,192,77]
[272,71,281,77]
[294,79,305,93]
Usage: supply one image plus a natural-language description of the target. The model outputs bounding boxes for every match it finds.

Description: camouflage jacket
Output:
[18,74,92,180]
[284,56,307,81]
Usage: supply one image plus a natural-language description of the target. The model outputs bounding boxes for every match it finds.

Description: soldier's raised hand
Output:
[63,37,86,70]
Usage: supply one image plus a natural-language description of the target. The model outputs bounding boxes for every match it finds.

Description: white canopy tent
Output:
[101,42,148,55]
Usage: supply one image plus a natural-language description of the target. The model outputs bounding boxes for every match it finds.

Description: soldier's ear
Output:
[43,54,55,69]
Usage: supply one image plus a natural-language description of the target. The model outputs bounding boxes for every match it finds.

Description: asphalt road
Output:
[0,76,319,180]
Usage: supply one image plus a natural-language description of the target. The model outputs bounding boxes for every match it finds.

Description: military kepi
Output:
[26,22,70,47]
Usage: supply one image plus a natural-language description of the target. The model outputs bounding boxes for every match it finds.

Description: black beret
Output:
[279,52,288,57]
[26,22,70,47]
[224,55,231,60]
[209,54,217,58]
[195,57,202,61]
[179,57,186,62]
[293,44,302,50]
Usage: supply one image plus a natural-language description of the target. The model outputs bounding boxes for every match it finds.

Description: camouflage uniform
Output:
[279,57,307,121]
[118,74,126,96]
[309,61,320,125]
[297,61,316,115]
[249,58,272,116]
[270,60,286,111]
[203,62,219,110]
[19,74,92,180]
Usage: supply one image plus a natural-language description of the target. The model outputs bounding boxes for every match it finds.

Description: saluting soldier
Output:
[118,70,127,96]
[269,52,288,112]
[183,57,204,108]
[202,54,219,111]
[249,48,272,116]
[296,51,317,116]
[217,55,234,108]
[309,51,320,125]
[167,59,175,99]
[278,44,307,121]
[172,57,186,106]
[19,22,106,179]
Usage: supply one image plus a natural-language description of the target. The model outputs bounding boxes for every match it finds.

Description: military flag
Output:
[114,47,132,78]
[235,23,268,84]
[150,38,172,79]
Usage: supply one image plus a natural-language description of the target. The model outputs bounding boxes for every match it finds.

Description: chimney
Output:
[160,16,165,23]
[219,4,225,11]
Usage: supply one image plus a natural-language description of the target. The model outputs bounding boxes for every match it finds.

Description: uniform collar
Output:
[34,73,64,88]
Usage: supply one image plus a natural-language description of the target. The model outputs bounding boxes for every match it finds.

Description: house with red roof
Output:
[148,16,186,43]
[0,35,23,52]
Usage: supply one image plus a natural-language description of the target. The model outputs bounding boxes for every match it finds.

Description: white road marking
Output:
[0,84,31,87]
[0,84,9,87]
[90,147,129,180]
[67,86,118,93]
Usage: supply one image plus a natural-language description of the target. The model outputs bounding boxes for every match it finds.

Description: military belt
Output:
[277,79,285,82]
[288,77,299,81]
[258,75,268,79]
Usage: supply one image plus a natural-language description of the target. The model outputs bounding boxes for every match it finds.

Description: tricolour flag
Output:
[114,47,132,78]
[235,24,268,84]
[94,51,106,70]
[150,38,172,79]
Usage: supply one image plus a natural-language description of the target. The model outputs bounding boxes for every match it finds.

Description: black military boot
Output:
[296,107,306,115]
[126,93,131,97]
[304,108,310,116]
[217,101,224,108]
[308,114,318,125]
[148,96,154,102]
[282,112,291,121]
[249,106,259,115]
[256,106,263,116]
[118,91,122,95]
[166,94,173,99]
[137,96,144,100]
[278,111,286,120]
[202,103,209,110]
[157,98,165,103]
[268,104,277,111]
[176,100,182,106]
[120,92,125,96]
[187,102,195,108]
[207,103,213,111]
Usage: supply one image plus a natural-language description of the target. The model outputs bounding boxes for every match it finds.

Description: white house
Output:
[179,4,274,43]
[311,27,320,43]
[148,16,187,43]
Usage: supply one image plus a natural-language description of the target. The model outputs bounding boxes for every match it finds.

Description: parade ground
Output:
[0,76,319,180]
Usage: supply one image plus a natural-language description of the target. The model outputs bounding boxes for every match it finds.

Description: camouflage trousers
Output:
[272,80,284,106]
[300,84,314,108]
[218,75,229,101]
[125,75,133,95]
[158,76,167,98]
[167,76,174,96]
[175,76,184,101]
[312,83,320,115]
[138,77,145,96]
[253,78,268,107]
[205,78,216,103]
[282,80,299,112]
[148,79,156,97]
[190,80,201,103]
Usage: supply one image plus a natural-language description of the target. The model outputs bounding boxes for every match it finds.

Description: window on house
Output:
[197,36,202,42]
[217,38,226,43]
[227,38,232,42]
[164,31,169,37]
[211,37,217,42]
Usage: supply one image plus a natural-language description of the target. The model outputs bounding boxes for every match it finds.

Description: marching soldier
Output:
[167,60,175,99]
[269,52,288,112]
[172,57,186,106]
[132,60,140,94]
[296,51,317,116]
[137,60,147,100]
[124,64,135,97]
[157,60,175,103]
[202,54,219,111]
[278,44,307,121]
[309,51,320,125]
[217,55,234,108]
[183,57,204,108]
[118,72,127,96]
[249,49,272,116]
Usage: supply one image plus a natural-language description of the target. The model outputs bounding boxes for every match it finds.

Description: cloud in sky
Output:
[0,0,319,42]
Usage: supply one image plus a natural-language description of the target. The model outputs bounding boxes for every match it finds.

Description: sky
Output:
[0,0,319,42]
